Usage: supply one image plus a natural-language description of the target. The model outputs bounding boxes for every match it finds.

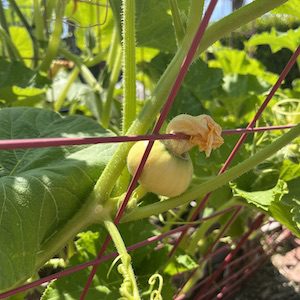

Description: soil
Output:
[234,238,300,300]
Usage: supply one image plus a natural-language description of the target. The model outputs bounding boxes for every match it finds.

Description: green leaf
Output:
[233,179,300,237]
[42,221,174,299]
[245,27,300,53]
[272,0,300,19]
[232,180,288,211]
[0,107,116,292]
[165,253,198,276]
[0,59,49,89]
[0,86,45,106]
[110,0,190,53]
[9,26,33,63]
[208,45,278,84]
[143,53,223,118]
[65,0,114,53]
[220,74,269,118]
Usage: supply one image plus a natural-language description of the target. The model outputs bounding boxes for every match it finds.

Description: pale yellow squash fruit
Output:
[127,140,193,197]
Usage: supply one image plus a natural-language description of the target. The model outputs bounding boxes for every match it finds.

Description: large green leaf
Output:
[42,221,174,299]
[143,53,223,119]
[110,0,190,53]
[232,180,300,237]
[0,107,116,292]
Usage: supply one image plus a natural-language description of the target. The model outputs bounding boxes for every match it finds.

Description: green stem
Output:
[0,0,10,35]
[54,67,80,112]
[80,64,103,95]
[80,64,103,121]
[8,0,40,66]
[39,0,66,73]
[104,220,141,300]
[102,45,122,128]
[186,199,237,254]
[122,0,136,134]
[107,25,120,71]
[36,193,112,268]
[33,0,46,42]
[58,47,83,66]
[121,124,300,223]
[58,47,103,120]
[168,0,187,45]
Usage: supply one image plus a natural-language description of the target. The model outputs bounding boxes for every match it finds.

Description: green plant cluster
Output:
[0,0,299,299]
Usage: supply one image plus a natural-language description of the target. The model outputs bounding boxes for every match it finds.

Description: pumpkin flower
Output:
[165,114,224,157]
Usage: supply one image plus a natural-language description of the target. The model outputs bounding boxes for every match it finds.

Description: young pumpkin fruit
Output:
[127,114,224,197]
[127,140,193,197]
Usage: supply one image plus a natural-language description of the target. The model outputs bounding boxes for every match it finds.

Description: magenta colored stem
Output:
[174,206,242,298]
[0,224,191,299]
[168,45,300,258]
[222,124,295,135]
[79,1,219,298]
[0,125,294,150]
[215,258,266,300]
[194,214,265,299]
[0,133,187,150]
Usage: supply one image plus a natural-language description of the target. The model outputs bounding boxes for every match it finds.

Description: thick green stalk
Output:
[122,0,137,134]
[121,124,300,223]
[92,0,287,204]
[54,67,80,112]
[39,0,66,73]
[168,0,188,45]
[104,220,141,300]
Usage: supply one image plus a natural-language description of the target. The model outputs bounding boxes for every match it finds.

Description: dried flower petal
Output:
[165,114,224,157]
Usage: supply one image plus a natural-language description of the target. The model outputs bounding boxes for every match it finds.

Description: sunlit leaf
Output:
[0,107,115,292]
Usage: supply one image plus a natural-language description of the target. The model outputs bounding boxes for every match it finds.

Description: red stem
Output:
[194,214,265,299]
[174,206,242,298]
[0,125,294,150]
[0,224,191,299]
